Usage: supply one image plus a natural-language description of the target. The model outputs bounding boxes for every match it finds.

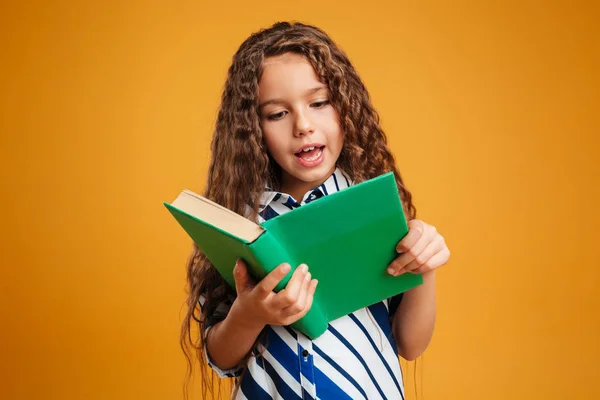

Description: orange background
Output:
[1,1,599,399]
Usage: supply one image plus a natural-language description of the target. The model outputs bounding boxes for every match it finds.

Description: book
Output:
[164,171,423,339]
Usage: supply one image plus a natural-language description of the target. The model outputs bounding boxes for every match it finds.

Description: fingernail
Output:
[281,263,291,273]
[305,272,311,281]
[387,267,395,275]
[301,264,308,273]
[314,280,319,288]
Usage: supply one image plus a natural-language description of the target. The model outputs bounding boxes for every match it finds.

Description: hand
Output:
[387,219,450,276]
[230,259,319,329]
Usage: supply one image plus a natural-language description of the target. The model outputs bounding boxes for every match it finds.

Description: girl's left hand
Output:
[387,219,450,276]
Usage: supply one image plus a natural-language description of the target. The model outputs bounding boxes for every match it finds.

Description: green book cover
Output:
[164,172,423,339]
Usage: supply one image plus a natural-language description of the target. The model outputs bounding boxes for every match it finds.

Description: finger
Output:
[413,247,451,274]
[388,232,433,276]
[254,262,292,299]
[281,269,311,317]
[233,259,253,295]
[395,219,425,253]
[282,279,318,325]
[274,264,308,309]
[404,236,444,273]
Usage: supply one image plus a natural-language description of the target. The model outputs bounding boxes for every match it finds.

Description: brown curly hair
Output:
[180,21,417,399]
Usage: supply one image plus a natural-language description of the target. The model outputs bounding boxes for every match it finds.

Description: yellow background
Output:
[1,1,598,399]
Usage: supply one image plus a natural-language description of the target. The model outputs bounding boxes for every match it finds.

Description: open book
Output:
[164,172,423,339]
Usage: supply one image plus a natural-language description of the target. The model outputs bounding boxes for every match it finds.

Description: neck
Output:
[280,181,314,203]
[279,167,336,202]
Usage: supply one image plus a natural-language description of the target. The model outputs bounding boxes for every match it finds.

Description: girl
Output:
[181,21,450,400]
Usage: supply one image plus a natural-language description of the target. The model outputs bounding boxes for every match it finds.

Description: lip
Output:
[294,142,324,154]
[295,146,325,168]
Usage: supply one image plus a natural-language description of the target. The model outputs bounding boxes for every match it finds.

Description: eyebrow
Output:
[259,86,328,108]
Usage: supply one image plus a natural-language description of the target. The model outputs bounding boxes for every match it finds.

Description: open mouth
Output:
[295,146,324,161]
[294,145,325,166]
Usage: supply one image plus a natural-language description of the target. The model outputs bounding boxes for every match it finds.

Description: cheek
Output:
[326,118,344,153]
[332,132,344,156]
[323,109,343,141]
[262,128,286,158]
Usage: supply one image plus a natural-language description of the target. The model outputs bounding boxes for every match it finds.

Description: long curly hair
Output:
[180,21,417,399]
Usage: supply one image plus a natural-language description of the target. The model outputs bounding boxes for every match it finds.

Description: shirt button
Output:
[302,349,309,358]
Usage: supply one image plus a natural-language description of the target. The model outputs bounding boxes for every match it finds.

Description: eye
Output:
[267,111,287,121]
[311,100,330,108]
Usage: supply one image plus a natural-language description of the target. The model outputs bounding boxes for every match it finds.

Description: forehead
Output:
[259,53,323,98]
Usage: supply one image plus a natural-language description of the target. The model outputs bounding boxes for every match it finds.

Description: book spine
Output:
[249,231,328,339]
[247,230,294,291]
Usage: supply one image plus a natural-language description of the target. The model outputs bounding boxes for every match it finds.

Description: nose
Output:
[293,109,314,137]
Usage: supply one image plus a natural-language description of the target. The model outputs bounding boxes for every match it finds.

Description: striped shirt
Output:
[202,168,405,399]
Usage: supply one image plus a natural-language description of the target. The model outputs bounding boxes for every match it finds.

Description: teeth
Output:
[302,146,315,152]
[304,148,322,161]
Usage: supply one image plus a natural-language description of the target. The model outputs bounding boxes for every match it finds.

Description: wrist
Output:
[421,269,436,282]
[226,300,266,335]
[405,270,436,295]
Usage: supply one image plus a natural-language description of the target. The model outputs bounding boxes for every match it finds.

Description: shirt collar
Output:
[258,167,352,213]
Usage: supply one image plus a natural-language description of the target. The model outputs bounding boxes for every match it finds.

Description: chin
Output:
[294,165,335,184]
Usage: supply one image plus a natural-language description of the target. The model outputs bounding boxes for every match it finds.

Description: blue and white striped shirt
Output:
[203,168,405,399]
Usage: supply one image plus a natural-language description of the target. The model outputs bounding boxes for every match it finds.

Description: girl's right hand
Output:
[229,259,319,329]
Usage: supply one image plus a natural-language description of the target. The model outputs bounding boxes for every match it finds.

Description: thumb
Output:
[233,259,253,294]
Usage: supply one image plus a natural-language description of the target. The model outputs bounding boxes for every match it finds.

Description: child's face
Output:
[258,52,343,195]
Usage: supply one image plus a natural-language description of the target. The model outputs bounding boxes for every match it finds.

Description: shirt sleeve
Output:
[199,294,245,378]
[203,326,245,378]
